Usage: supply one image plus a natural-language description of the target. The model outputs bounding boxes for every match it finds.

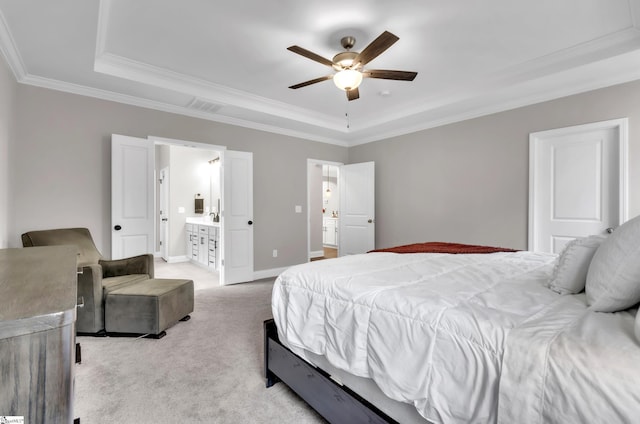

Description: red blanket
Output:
[369,242,518,254]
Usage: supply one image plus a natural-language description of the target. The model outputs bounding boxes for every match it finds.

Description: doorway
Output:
[154,142,223,268]
[307,160,342,261]
[112,134,254,285]
[307,159,376,260]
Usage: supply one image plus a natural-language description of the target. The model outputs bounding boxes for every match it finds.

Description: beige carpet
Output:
[74,259,325,423]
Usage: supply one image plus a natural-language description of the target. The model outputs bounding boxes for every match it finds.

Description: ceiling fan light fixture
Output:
[333,69,363,91]
[332,51,358,70]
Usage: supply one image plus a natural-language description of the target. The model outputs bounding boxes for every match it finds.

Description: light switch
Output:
[178,207,185,214]
[295,205,302,213]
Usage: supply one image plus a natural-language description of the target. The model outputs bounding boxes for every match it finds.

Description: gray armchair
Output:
[21,228,154,334]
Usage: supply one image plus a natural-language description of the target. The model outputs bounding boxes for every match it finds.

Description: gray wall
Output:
[349,80,640,250]
[0,54,15,248]
[5,49,640,266]
[9,83,347,272]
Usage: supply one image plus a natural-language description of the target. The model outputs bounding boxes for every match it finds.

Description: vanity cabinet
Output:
[186,223,199,262]
[323,217,338,247]
[185,221,219,270]
[205,226,219,269]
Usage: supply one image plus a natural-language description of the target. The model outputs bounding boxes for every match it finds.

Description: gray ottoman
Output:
[105,278,194,338]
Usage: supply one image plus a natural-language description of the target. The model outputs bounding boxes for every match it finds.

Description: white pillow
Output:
[586,215,640,312]
[548,235,606,295]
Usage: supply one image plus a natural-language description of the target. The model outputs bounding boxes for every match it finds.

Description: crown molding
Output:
[20,73,349,146]
[94,52,348,133]
[347,49,640,146]
[349,27,640,137]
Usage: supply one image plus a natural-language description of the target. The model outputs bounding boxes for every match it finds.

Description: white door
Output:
[529,119,628,253]
[221,150,254,285]
[339,161,375,256]
[159,167,169,261]
[111,134,154,259]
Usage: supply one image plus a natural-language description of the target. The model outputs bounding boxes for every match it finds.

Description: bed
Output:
[265,217,640,424]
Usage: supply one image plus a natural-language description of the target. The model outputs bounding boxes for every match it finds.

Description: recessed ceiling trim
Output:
[0,8,26,79]
[351,27,640,135]
[94,0,112,60]
[487,27,640,85]
[19,73,349,146]
[94,52,349,132]
[348,50,640,146]
[4,1,640,148]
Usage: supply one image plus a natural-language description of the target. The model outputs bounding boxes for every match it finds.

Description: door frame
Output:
[149,136,226,268]
[159,166,169,260]
[307,159,343,262]
[528,118,629,251]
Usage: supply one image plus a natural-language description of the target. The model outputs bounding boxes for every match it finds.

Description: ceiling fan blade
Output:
[347,87,360,101]
[363,69,418,81]
[287,45,334,68]
[353,31,399,67]
[289,75,333,89]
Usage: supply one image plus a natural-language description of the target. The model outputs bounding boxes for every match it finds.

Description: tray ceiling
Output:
[2,0,640,146]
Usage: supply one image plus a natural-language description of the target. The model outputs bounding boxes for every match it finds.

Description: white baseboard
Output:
[253,266,289,280]
[156,255,190,263]
[309,250,324,258]
[153,259,294,281]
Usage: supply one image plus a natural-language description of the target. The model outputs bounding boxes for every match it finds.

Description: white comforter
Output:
[499,295,640,424]
[272,251,640,423]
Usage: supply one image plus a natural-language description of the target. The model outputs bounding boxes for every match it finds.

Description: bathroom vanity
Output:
[185,218,220,270]
[322,217,338,247]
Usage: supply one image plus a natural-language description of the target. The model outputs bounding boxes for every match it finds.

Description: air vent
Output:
[187,98,222,114]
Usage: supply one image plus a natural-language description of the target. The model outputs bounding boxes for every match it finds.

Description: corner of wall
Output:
[0,52,17,248]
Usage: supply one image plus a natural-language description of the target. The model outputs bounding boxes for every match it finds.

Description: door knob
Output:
[367,219,373,223]
[606,227,614,234]
[114,225,122,231]
[162,218,168,222]
[248,220,253,225]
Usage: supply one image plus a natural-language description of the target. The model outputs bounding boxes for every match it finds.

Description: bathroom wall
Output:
[322,165,339,218]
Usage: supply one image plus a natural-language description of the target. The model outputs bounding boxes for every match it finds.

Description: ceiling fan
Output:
[287,31,418,101]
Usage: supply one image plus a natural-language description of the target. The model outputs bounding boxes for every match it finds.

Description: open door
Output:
[111,134,154,259]
[221,150,254,284]
[339,162,375,256]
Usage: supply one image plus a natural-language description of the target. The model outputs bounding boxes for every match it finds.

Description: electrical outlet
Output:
[272,249,278,258]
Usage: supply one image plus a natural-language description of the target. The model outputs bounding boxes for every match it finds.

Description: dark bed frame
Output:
[264,319,398,424]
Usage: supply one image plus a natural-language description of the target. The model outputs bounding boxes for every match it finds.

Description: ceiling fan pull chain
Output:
[345,101,350,129]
